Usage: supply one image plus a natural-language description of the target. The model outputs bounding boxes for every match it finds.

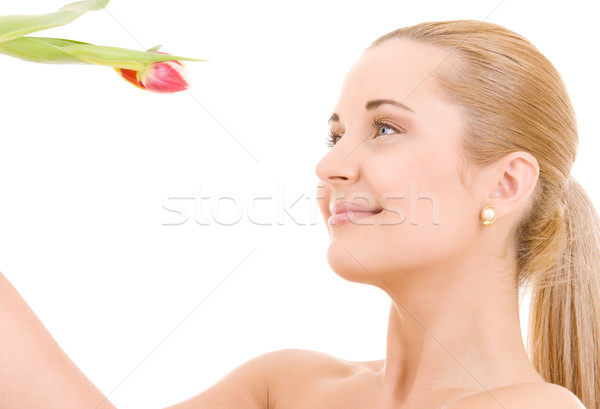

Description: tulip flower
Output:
[116,52,190,93]
[0,0,202,93]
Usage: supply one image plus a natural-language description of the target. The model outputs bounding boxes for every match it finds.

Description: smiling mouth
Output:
[328,202,383,226]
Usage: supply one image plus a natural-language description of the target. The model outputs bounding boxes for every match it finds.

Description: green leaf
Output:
[0,37,87,64]
[63,43,205,69]
[0,36,205,70]
[0,0,110,44]
[146,44,162,53]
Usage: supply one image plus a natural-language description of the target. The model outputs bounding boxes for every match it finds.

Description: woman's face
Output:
[315,39,483,287]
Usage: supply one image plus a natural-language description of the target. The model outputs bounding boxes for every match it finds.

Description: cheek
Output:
[381,165,477,270]
[399,153,472,235]
[364,146,449,217]
[338,153,474,273]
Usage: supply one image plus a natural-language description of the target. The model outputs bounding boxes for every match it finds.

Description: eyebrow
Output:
[328,98,414,123]
[365,98,414,113]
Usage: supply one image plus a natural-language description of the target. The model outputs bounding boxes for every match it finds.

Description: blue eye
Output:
[378,123,397,135]
[325,118,404,148]
[373,119,403,137]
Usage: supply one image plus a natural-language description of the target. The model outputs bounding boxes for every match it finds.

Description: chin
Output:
[326,239,386,286]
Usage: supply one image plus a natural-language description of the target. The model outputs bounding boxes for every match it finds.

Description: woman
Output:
[1,20,598,409]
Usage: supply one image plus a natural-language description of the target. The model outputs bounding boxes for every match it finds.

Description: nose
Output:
[314,143,360,187]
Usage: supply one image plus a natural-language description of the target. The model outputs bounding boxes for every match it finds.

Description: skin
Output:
[0,39,586,409]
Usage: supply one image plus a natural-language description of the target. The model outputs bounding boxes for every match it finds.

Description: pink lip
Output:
[328,201,382,226]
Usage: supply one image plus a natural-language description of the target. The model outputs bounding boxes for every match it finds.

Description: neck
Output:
[376,256,543,402]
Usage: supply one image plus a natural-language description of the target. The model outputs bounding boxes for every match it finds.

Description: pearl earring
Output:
[480,205,497,226]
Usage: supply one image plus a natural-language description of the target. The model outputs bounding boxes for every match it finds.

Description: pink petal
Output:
[142,61,190,93]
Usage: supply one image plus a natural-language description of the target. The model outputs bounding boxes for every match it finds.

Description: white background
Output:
[1,1,598,408]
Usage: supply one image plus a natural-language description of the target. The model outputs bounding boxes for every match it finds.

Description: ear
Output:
[485,151,539,220]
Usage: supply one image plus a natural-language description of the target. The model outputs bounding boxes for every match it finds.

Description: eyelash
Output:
[325,131,341,148]
[326,118,404,148]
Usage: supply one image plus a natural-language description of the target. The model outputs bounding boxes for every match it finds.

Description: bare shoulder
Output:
[258,349,383,408]
[449,382,586,409]
[258,348,380,381]
[167,348,380,409]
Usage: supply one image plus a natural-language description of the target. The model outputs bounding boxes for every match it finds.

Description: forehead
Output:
[335,39,450,111]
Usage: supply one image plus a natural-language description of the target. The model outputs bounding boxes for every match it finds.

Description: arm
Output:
[1,270,275,409]
[0,271,116,409]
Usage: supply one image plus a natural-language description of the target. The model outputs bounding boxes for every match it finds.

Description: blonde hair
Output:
[371,21,600,408]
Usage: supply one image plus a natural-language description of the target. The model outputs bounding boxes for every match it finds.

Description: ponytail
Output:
[528,177,600,409]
